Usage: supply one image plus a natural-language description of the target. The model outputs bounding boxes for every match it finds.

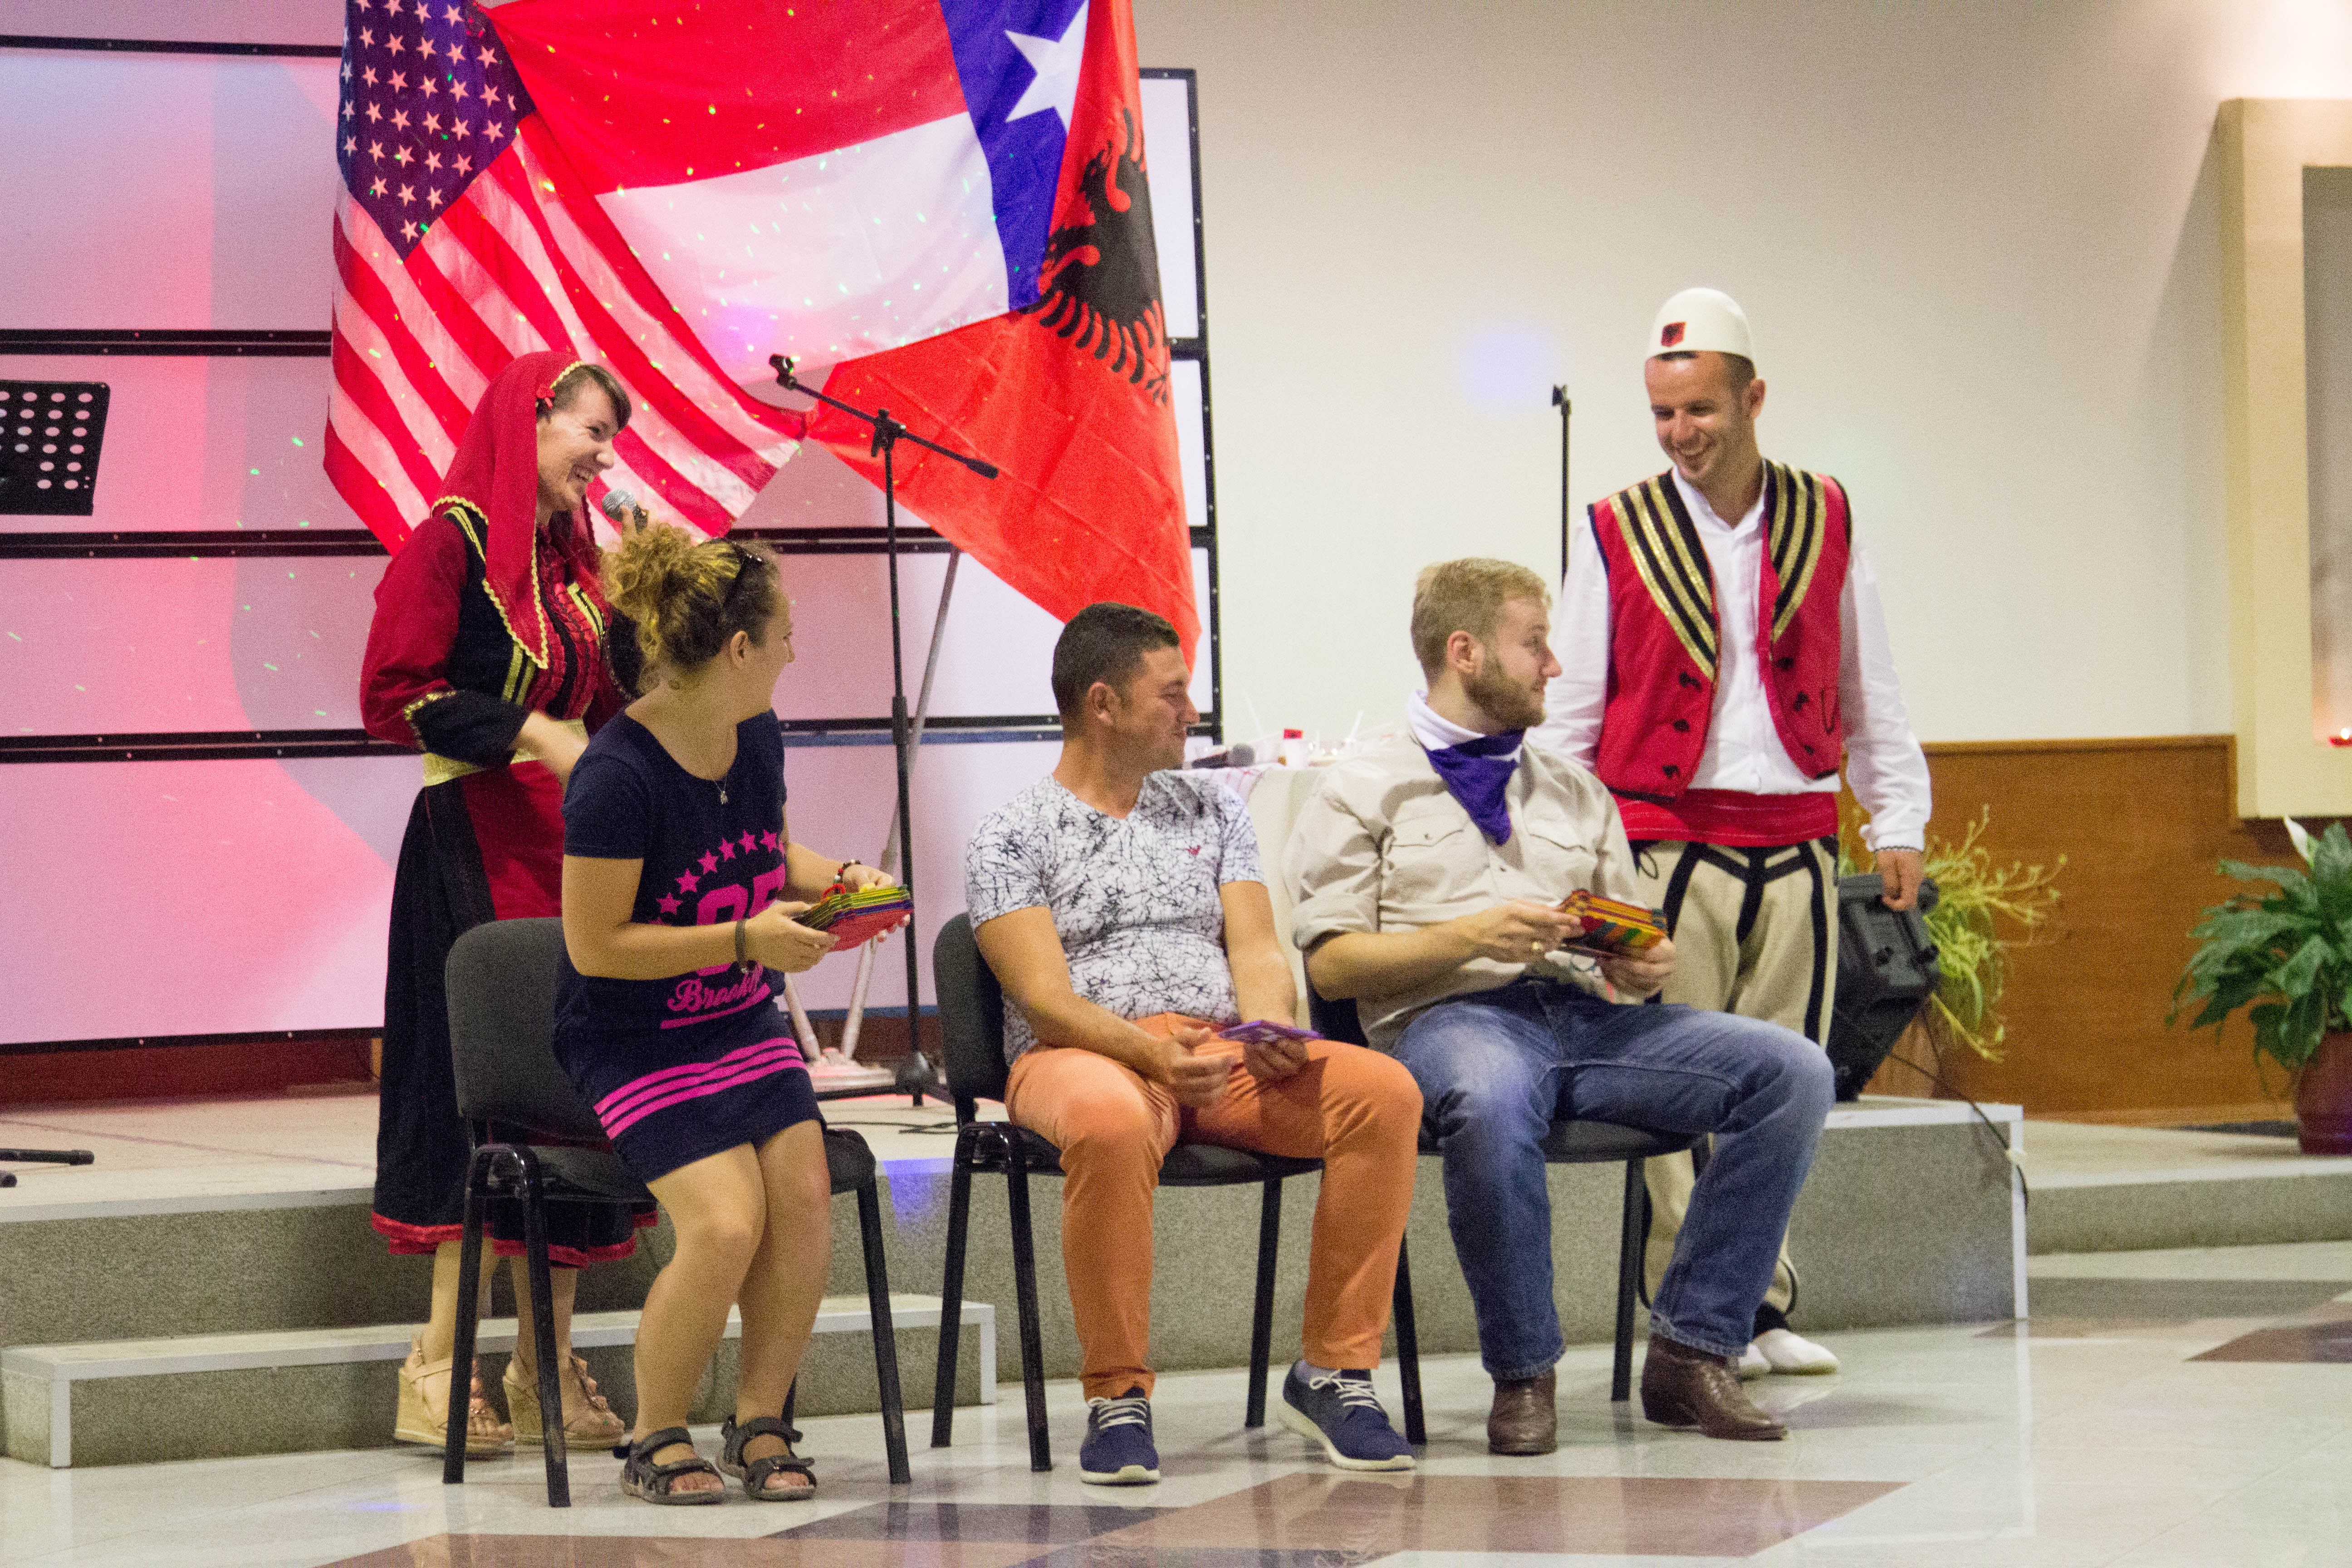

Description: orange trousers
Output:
[1004,1016,1423,1400]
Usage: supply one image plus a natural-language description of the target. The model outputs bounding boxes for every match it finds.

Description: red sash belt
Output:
[1615,787,1838,848]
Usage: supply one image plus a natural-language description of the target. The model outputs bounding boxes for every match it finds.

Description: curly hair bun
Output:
[603,521,780,674]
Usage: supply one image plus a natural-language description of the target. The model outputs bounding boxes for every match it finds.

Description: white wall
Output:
[1135,0,2352,745]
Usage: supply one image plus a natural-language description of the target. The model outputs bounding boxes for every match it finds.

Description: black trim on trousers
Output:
[1629,837,1837,1042]
[1799,838,1833,1043]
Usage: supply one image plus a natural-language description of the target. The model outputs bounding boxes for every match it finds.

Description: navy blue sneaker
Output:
[1078,1386,1159,1485]
[1277,1365,1416,1471]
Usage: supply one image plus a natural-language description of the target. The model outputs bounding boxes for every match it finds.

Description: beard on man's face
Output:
[1116,702,1190,772]
[1465,656,1546,731]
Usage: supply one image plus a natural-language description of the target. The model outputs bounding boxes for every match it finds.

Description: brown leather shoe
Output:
[1640,1334,1788,1441]
[1486,1371,1557,1455]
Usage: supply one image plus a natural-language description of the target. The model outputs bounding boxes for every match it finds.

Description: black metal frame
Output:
[1,49,1225,1058]
[0,36,340,59]
[445,1143,573,1505]
[443,1128,912,1506]
[1140,67,1220,740]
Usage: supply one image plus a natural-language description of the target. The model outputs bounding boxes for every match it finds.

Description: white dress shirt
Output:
[1406,690,1513,755]
[1530,469,1931,851]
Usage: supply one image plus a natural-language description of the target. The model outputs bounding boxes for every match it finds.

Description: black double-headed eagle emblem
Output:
[1022,109,1170,405]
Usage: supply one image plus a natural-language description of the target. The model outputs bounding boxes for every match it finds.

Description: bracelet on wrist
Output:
[734,917,747,965]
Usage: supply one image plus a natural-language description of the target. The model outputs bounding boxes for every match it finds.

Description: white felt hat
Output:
[1648,287,1754,362]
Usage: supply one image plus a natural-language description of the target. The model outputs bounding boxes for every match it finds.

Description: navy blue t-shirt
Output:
[554,712,789,1042]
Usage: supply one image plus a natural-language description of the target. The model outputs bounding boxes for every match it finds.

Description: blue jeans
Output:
[1392,979,1833,1375]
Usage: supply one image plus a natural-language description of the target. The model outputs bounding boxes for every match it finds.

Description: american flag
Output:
[324,0,804,549]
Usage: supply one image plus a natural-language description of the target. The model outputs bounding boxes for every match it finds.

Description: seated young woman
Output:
[554,522,901,1504]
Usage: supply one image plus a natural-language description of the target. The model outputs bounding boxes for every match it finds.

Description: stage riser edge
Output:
[1,1115,2018,1465]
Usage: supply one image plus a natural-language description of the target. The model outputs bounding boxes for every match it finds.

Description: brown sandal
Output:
[505,1353,625,1449]
[394,1336,513,1456]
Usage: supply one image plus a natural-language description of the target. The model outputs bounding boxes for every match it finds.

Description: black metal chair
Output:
[1304,983,1698,1402]
[927,913,1425,1470]
[441,916,911,1505]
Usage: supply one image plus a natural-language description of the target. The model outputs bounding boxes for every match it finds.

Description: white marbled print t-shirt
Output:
[962,772,1264,1063]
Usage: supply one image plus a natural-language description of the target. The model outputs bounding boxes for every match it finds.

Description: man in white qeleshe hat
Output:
[1533,287,1932,1379]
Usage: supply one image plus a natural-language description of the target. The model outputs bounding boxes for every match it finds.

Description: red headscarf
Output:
[431,350,612,669]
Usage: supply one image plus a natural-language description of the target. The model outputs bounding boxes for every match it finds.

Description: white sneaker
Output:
[1736,1343,1769,1380]
[1754,1327,1838,1375]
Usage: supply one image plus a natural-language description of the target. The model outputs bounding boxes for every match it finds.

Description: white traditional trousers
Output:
[1633,837,1840,1318]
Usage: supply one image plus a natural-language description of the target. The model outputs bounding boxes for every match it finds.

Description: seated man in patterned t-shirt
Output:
[964,602,1423,1485]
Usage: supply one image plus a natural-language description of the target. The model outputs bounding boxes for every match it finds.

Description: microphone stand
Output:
[1551,385,1572,582]
[771,355,998,1104]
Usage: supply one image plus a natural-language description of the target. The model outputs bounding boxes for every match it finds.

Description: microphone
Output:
[597,491,654,540]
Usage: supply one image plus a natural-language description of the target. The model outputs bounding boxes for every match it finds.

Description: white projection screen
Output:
[0,40,1217,1048]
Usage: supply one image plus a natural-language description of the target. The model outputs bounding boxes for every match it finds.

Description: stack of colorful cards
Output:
[1558,889,1668,956]
[796,882,913,946]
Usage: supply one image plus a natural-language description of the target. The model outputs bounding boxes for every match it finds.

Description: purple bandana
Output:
[1426,729,1524,843]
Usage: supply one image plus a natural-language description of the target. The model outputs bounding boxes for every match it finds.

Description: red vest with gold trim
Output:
[1589,463,1850,803]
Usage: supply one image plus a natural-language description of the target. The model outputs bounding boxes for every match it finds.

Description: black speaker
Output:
[1826,873,1940,1100]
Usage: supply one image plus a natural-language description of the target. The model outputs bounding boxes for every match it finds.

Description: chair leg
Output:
[515,1150,570,1508]
[1245,1178,1284,1429]
[1612,1157,1647,1403]
[1001,1130,1052,1472]
[443,1150,495,1486]
[857,1178,912,1485]
[930,1127,978,1449]
[1392,1236,1425,1446]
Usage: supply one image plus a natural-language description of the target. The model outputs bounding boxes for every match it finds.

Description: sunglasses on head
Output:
[719,542,759,612]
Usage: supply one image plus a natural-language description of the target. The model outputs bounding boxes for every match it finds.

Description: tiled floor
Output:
[6,1240,2352,1567]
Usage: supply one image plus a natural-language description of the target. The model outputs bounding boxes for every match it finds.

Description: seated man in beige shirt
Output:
[1286,559,1834,1451]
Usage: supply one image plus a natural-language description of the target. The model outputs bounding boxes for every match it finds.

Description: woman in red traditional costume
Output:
[358,352,643,1457]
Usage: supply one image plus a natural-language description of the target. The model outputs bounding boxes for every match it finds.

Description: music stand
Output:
[0,382,112,515]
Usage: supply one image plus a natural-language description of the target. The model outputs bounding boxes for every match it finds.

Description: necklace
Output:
[715,775,729,807]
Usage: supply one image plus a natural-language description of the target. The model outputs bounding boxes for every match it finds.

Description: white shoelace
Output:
[1089,1394,1150,1431]
[1304,1371,1384,1416]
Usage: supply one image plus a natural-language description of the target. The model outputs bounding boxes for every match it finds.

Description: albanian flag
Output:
[809,0,1196,659]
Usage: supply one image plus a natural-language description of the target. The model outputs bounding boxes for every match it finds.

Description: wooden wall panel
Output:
[1867,736,2329,1122]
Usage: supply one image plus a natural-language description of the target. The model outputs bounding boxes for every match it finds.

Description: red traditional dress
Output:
[358,351,650,1266]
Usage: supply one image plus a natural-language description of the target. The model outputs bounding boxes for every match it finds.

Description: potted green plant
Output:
[2171,819,2352,1153]
[1841,807,2063,1083]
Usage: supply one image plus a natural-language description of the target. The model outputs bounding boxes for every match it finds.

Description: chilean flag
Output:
[488,0,1195,658]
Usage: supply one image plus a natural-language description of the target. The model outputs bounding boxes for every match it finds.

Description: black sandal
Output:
[719,1414,817,1501]
[619,1426,725,1505]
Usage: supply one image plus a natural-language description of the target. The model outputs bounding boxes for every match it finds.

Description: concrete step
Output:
[2,1094,2036,1468]
[0,1181,913,1349]
[2,1298,994,1468]
[2023,1121,2352,1253]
